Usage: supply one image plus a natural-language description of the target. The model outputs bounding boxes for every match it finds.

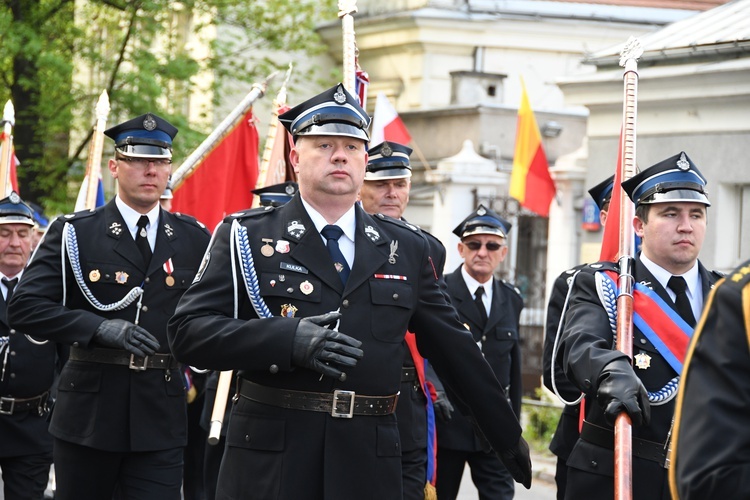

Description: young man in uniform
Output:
[556,152,720,500]
[9,113,211,500]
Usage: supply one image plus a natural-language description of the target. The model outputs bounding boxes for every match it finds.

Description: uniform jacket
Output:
[168,195,523,500]
[437,265,524,452]
[557,256,719,500]
[0,273,66,457]
[397,227,447,454]
[8,200,210,452]
[671,260,750,500]
[543,265,585,462]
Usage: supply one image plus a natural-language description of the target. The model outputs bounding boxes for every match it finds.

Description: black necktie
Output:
[2,277,18,304]
[668,275,696,327]
[321,225,350,285]
[474,286,488,329]
[135,215,152,267]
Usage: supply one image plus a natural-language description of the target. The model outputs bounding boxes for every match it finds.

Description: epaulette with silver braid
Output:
[63,222,143,311]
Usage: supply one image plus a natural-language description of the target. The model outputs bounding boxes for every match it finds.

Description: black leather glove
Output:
[433,391,454,422]
[597,358,651,427]
[498,435,533,489]
[291,312,363,380]
[93,319,160,357]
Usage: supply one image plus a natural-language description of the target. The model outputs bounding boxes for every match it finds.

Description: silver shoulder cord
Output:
[25,222,145,346]
[550,270,584,406]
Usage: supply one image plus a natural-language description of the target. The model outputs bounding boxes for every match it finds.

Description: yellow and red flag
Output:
[509,81,555,216]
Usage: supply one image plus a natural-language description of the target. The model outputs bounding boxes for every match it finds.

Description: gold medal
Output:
[165,275,175,287]
[89,269,101,282]
[261,238,274,257]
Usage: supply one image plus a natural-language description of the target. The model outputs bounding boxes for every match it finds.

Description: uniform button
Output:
[73,342,79,347]
[507,332,512,337]
[9,329,15,335]
[69,382,75,388]
[482,335,487,342]
[269,364,279,374]
[392,293,399,300]
[9,373,15,379]
[640,338,647,344]
[10,350,15,356]
[591,460,598,468]
[105,274,111,279]
[584,379,592,389]
[145,277,150,283]
[342,299,350,308]
[141,306,148,312]
[245,435,251,442]
[287,287,294,294]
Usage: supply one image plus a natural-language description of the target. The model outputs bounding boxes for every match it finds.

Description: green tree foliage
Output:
[0,0,335,212]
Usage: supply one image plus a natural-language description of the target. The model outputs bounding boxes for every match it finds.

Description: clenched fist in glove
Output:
[291,312,363,380]
[93,319,160,357]
[498,435,533,489]
[597,358,651,427]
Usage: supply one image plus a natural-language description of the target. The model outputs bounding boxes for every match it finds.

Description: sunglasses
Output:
[463,241,504,252]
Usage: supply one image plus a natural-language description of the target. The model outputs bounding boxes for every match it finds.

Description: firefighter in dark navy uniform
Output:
[168,83,532,500]
[8,113,211,500]
[669,259,750,499]
[359,140,449,500]
[436,205,524,500]
[543,175,614,500]
[556,152,721,500]
[0,193,65,500]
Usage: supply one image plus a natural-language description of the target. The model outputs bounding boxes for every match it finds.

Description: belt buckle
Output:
[129,354,149,371]
[331,390,355,419]
[0,396,15,415]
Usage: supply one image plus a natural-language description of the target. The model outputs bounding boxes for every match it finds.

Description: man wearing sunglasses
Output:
[436,204,523,500]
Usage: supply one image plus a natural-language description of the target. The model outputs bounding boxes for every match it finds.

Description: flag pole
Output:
[614,36,643,500]
[171,72,277,190]
[339,0,358,95]
[252,63,293,208]
[0,100,16,196]
[83,91,111,210]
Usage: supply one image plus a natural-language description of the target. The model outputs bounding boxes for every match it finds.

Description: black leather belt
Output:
[401,366,417,382]
[237,378,399,419]
[70,347,177,371]
[580,420,669,468]
[0,391,49,416]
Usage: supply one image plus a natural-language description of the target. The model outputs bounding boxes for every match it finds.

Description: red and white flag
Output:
[171,109,260,231]
[370,92,412,146]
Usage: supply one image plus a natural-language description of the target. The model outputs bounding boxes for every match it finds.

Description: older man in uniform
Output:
[556,152,721,500]
[359,141,449,500]
[168,83,531,500]
[8,113,211,500]
[0,193,65,500]
[436,205,523,500]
